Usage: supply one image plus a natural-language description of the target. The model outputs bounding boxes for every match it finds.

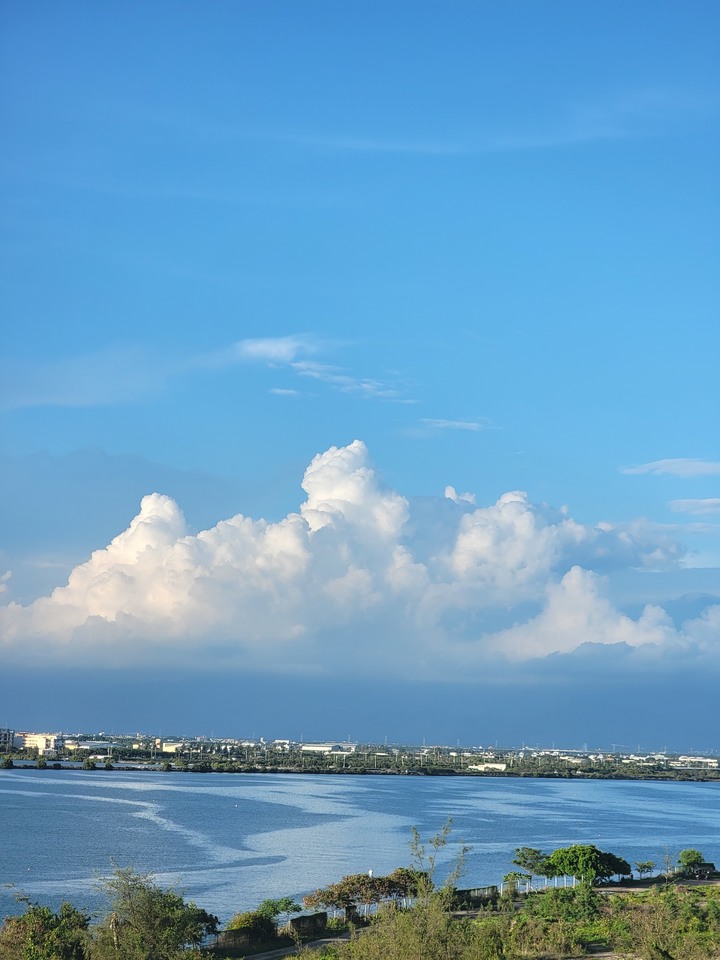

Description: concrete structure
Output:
[0,728,15,753]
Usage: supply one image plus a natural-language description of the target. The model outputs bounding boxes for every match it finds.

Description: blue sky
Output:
[1,1,719,749]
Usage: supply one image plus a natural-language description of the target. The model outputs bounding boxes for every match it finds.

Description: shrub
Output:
[226,910,276,940]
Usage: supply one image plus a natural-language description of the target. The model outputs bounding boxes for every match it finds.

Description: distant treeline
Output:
[4,749,719,782]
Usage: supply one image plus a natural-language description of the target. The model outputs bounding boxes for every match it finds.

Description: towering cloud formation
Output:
[0,441,715,674]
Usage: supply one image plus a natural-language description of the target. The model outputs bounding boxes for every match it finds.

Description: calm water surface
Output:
[2,769,718,924]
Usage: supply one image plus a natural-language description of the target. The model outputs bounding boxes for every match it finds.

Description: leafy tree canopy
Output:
[385,867,429,900]
[304,867,433,918]
[678,848,704,872]
[94,867,217,960]
[255,897,302,922]
[0,901,90,960]
[512,847,551,884]
[546,845,631,883]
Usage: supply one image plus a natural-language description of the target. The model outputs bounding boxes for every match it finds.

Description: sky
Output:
[1,1,719,751]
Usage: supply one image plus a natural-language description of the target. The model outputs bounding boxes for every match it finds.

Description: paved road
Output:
[238,932,349,959]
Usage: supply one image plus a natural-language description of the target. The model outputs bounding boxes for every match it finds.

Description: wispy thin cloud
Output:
[268,126,622,158]
[193,334,318,370]
[421,418,490,432]
[270,387,300,397]
[622,459,720,478]
[37,175,344,210]
[277,133,465,156]
[268,86,712,157]
[0,336,317,410]
[291,361,403,400]
[0,335,406,409]
[0,345,172,410]
[230,335,313,364]
[670,499,720,516]
[635,518,720,539]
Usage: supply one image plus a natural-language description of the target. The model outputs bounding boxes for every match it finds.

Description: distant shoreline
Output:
[4,762,720,784]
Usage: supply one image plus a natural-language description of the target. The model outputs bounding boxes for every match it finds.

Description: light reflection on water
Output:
[2,769,718,924]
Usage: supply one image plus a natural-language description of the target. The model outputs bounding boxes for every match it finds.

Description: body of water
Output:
[2,768,718,924]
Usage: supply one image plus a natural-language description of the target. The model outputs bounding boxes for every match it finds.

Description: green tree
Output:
[303,822,459,925]
[635,860,656,879]
[383,867,428,907]
[602,850,633,880]
[304,874,382,921]
[0,901,90,960]
[546,844,630,884]
[678,848,704,875]
[256,897,302,928]
[93,867,217,959]
[511,847,550,889]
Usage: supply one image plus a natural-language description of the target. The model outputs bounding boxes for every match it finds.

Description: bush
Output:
[0,901,90,960]
[93,867,217,959]
[226,910,276,940]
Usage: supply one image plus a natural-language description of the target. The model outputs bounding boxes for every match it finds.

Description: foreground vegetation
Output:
[295,834,720,959]
[0,869,217,960]
[297,882,720,960]
[2,834,718,959]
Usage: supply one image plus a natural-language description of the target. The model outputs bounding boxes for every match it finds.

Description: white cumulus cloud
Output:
[1,440,713,676]
[486,567,677,661]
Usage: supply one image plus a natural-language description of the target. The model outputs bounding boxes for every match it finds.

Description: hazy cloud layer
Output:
[0,335,404,410]
[1,441,716,675]
[421,419,490,432]
[623,459,720,478]
[255,86,710,156]
[670,499,720,516]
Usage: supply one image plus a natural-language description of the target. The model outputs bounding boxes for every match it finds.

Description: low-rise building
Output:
[19,732,66,756]
[670,755,719,770]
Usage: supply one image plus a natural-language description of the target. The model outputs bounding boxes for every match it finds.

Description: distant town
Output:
[2,726,718,781]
